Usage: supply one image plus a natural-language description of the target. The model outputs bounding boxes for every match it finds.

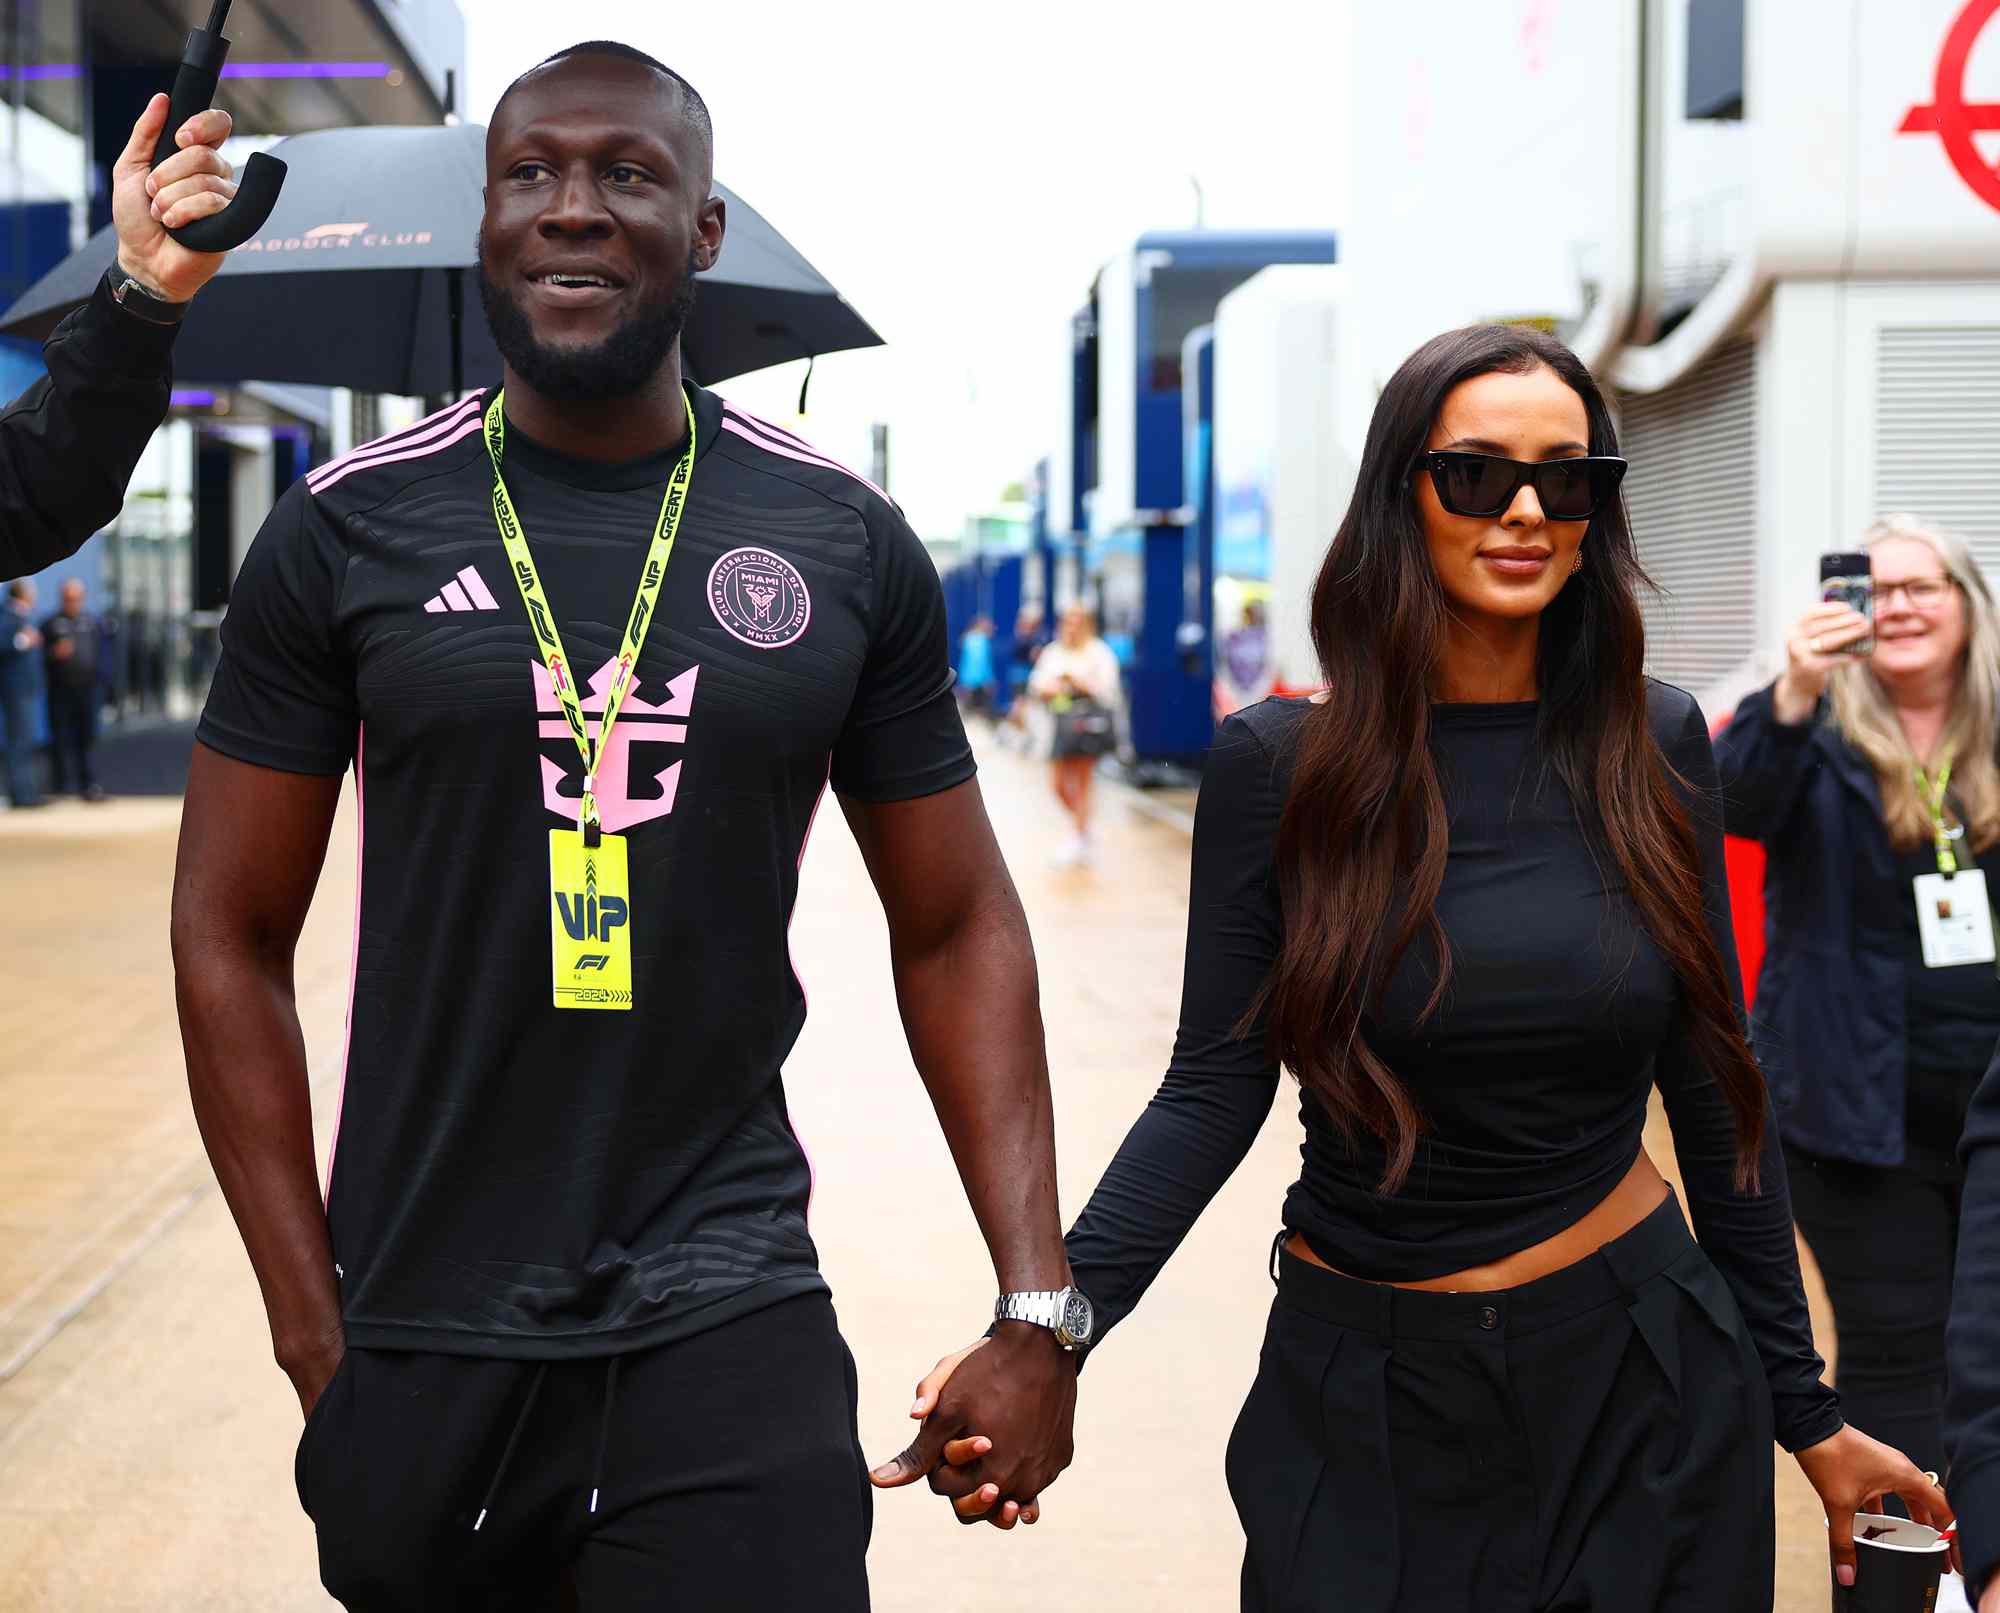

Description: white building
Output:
[1345,0,2000,711]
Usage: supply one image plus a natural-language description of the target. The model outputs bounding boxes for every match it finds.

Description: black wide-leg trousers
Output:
[1226,1193,1776,1612]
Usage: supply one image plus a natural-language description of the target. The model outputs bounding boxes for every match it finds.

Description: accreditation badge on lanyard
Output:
[1912,747,1997,969]
[483,388,697,1010]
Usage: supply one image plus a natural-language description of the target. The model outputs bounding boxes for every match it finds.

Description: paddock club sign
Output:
[229,222,434,255]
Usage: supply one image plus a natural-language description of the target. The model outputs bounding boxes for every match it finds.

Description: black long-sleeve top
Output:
[0,270,177,582]
[1065,680,1843,1453]
[1948,1050,2000,1597]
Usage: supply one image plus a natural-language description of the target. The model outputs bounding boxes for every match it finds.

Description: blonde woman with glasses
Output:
[1717,514,2000,1508]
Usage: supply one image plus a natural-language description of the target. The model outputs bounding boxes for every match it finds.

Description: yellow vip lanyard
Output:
[483,388,696,846]
[1916,745,1960,876]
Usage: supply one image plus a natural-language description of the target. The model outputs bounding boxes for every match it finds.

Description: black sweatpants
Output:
[1226,1193,1775,1612]
[1786,1115,1969,1479]
[295,1292,871,1612]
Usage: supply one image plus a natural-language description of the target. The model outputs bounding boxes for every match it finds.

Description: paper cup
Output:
[1830,1513,1950,1613]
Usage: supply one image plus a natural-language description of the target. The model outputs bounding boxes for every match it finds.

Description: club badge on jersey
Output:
[483,387,697,1010]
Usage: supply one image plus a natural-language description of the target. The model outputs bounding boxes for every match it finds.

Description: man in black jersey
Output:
[173,41,1078,1611]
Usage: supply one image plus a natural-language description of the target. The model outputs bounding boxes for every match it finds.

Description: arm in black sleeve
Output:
[1711,680,1822,844]
[1947,1046,2000,1598]
[0,271,177,581]
[1655,689,1844,1451]
[1064,711,1285,1349]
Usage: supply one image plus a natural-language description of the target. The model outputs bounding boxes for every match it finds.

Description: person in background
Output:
[1028,604,1120,867]
[43,578,105,802]
[1948,1045,2000,1613]
[0,96,238,580]
[1716,514,2000,1489]
[957,614,997,719]
[1000,606,1048,749]
[1,579,43,808]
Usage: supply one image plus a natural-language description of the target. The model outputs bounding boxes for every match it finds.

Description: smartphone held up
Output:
[1821,552,1875,656]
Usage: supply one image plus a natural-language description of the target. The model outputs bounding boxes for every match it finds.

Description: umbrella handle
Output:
[148,1,287,255]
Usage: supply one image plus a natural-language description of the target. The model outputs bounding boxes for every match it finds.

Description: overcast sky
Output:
[463,0,1352,538]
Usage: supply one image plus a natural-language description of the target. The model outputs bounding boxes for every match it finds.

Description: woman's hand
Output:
[1773,601,1871,723]
[1793,1424,1953,1588]
[869,1334,1048,1529]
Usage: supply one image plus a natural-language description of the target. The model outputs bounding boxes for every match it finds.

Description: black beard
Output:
[476,241,697,402]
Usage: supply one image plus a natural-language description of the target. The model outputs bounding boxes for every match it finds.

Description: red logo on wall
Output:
[1899,0,2000,213]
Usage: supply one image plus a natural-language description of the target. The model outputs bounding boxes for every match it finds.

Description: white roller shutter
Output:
[1615,340,1760,695]
[1875,325,2000,575]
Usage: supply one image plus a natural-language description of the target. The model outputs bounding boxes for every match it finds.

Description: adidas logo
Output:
[423,566,502,614]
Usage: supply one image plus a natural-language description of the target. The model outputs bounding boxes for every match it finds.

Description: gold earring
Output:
[1572,552,1584,574]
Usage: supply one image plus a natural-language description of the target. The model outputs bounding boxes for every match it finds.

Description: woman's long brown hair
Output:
[1258,324,1765,1193]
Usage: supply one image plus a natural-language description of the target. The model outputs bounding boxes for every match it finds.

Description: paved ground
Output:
[0,732,1888,1610]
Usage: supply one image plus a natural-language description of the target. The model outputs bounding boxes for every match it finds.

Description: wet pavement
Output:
[0,734,1878,1609]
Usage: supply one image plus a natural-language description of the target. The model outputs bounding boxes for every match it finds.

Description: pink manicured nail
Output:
[1836,1565,1855,1587]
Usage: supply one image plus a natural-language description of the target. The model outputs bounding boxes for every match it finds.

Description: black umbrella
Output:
[0,122,881,393]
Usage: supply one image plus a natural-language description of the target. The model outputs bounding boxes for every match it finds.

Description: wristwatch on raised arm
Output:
[993,1285,1095,1353]
[106,265,189,326]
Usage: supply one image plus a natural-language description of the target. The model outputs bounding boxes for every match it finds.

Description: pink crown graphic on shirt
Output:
[532,658,699,832]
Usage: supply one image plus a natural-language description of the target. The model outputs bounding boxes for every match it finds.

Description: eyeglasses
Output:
[1877,577,1956,609]
[1418,451,1628,522]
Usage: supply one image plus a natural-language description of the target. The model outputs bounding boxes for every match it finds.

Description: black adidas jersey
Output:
[198,381,973,1358]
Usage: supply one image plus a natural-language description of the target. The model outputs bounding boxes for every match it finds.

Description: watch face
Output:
[1061,1289,1093,1344]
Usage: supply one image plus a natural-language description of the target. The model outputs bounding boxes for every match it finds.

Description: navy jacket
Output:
[1948,1049,2000,1595]
[1713,680,1980,1166]
[0,602,39,700]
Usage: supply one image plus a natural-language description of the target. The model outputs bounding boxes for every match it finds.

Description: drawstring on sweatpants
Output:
[472,1362,550,1532]
[589,1355,621,1515]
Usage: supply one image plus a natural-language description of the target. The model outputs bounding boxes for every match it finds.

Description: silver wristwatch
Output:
[107,266,188,326]
[993,1285,1094,1352]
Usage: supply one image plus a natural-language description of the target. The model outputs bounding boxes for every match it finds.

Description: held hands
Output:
[1793,1424,1956,1588]
[1772,600,1871,723]
[870,1325,1076,1530]
[112,95,238,304]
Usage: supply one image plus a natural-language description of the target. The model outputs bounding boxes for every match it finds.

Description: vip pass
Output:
[484,388,696,1011]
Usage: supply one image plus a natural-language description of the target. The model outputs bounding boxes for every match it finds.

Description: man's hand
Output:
[1979,1572,1999,1613]
[285,1327,346,1423]
[112,94,237,304]
[870,1324,1076,1528]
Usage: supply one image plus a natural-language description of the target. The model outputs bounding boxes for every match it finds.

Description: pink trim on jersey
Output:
[324,726,364,1206]
[720,409,889,503]
[787,759,833,1221]
[307,395,482,492]
[312,415,486,495]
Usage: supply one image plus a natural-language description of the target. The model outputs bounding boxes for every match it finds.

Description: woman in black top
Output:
[897,326,1945,1609]
[1717,516,2000,1493]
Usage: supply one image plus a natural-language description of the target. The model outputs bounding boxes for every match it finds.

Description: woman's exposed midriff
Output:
[1286,1148,1672,1292]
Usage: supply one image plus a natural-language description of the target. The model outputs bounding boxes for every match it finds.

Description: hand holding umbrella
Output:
[148,1,286,255]
[112,95,237,305]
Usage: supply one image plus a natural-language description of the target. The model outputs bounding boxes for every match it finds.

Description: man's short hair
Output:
[495,41,713,178]
[6,580,28,602]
